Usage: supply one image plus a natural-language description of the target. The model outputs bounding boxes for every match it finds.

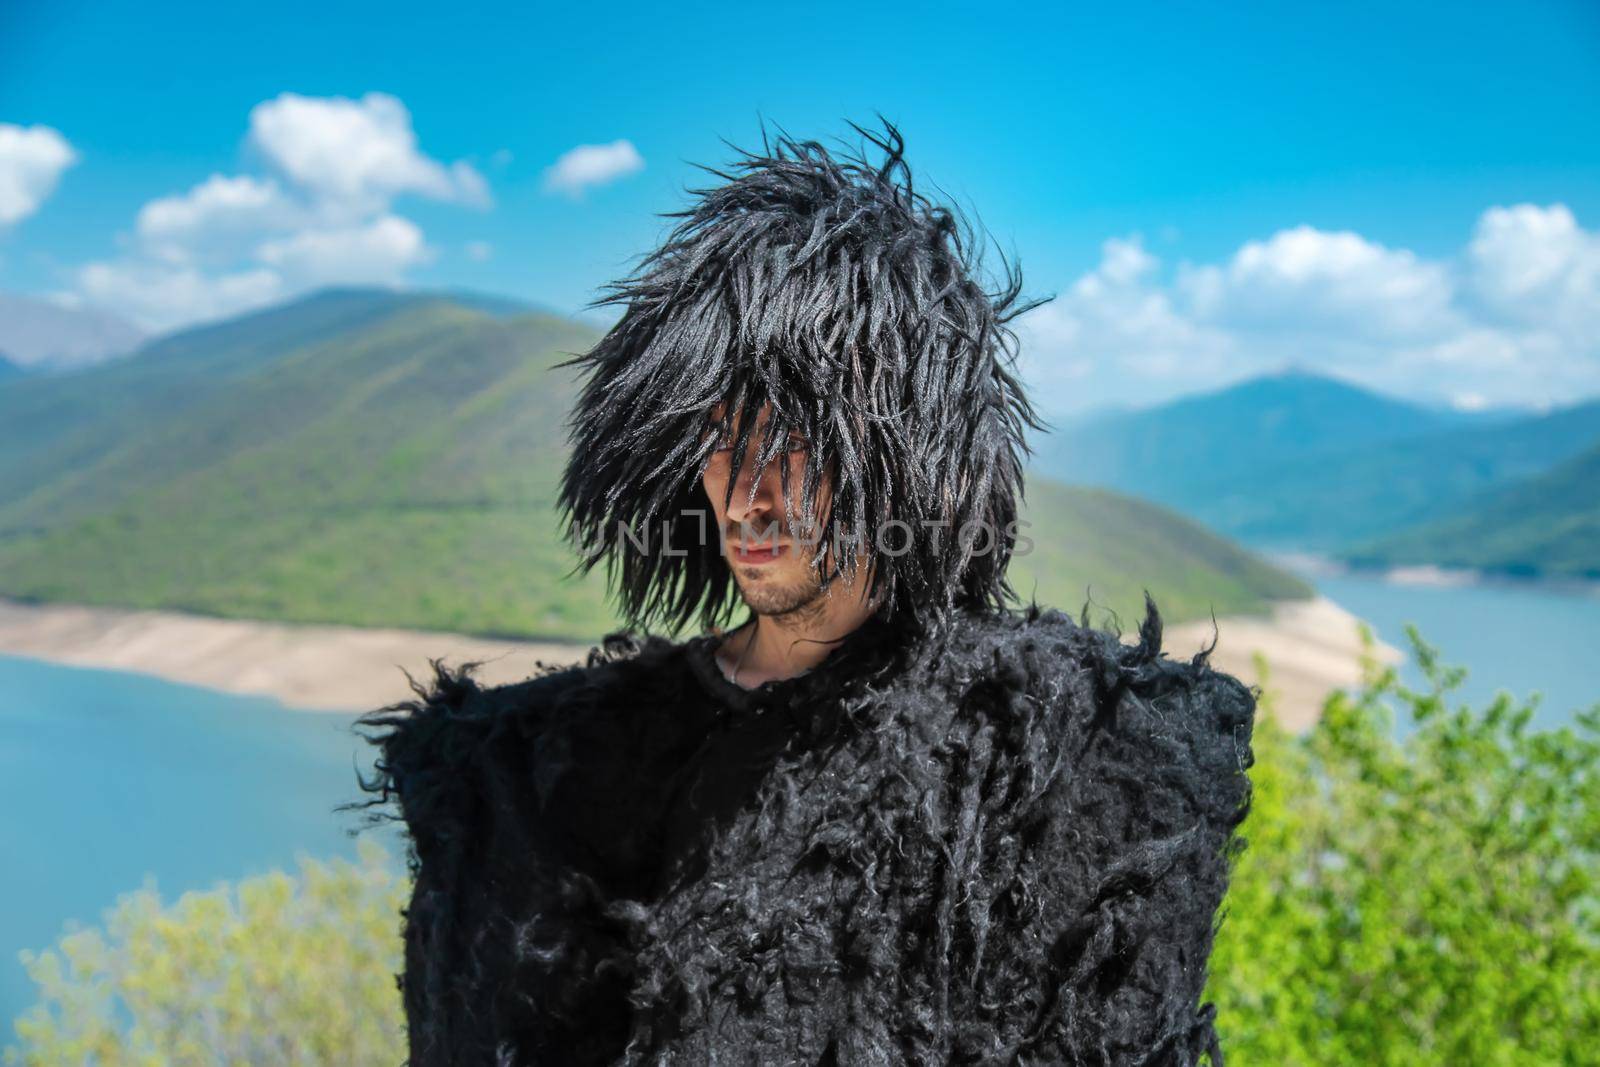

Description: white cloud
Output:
[1018,236,1234,400]
[1181,225,1455,342]
[256,215,429,285]
[248,92,490,211]
[542,139,644,198]
[0,123,78,226]
[1467,203,1600,340]
[66,93,488,332]
[1019,207,1600,413]
[136,174,302,264]
[76,261,283,333]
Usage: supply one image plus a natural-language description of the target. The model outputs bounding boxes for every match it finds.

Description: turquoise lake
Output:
[1299,568,1600,732]
[0,656,400,1034]
[3,572,1597,1033]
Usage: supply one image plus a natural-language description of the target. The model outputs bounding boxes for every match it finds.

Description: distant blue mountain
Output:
[1031,368,1477,493]
[1028,369,1599,554]
[1344,440,1600,581]
[0,292,146,371]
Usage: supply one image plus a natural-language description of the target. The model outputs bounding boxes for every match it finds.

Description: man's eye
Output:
[702,431,808,454]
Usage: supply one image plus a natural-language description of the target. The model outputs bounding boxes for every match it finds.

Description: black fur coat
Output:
[355,596,1257,1065]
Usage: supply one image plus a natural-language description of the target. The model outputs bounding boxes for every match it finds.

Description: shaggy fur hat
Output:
[554,117,1050,637]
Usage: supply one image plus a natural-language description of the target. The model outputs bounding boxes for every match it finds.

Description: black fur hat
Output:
[554,117,1050,636]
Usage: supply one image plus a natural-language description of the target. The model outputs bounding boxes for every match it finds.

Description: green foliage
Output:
[5,841,406,1066]
[1209,624,1600,1065]
[9,626,1594,1063]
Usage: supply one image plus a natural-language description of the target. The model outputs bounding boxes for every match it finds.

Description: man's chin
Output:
[733,578,824,617]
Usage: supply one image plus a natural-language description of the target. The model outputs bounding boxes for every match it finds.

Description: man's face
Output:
[700,401,855,618]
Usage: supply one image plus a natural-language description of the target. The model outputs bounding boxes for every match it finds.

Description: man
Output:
[356,119,1258,1065]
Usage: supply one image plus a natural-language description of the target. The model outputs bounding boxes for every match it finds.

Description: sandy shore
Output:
[0,595,1398,731]
[1157,597,1402,731]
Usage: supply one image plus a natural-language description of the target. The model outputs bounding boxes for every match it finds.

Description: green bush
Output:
[7,626,1596,1064]
[5,840,406,1066]
[1209,623,1600,1065]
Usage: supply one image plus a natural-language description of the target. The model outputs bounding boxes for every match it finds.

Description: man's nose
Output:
[725,447,782,524]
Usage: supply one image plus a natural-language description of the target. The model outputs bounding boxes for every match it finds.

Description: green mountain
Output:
[0,288,452,529]
[1341,442,1600,581]
[1008,481,1311,624]
[0,289,1310,641]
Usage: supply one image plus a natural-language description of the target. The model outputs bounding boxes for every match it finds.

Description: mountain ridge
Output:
[0,289,1310,641]
[1343,441,1600,581]
[1029,370,1600,573]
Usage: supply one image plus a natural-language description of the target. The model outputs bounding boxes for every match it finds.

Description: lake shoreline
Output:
[0,594,1399,731]
[1265,550,1600,599]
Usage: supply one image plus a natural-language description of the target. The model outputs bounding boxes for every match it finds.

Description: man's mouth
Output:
[733,541,787,565]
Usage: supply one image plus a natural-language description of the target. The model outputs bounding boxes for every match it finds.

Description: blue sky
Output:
[2,0,1597,413]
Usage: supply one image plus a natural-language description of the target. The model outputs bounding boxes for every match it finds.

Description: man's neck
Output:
[717,592,882,689]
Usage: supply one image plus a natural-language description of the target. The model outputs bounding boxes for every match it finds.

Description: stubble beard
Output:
[724,505,844,624]
[731,559,828,620]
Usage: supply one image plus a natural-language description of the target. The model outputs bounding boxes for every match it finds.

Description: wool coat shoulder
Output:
[355,598,1258,1066]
